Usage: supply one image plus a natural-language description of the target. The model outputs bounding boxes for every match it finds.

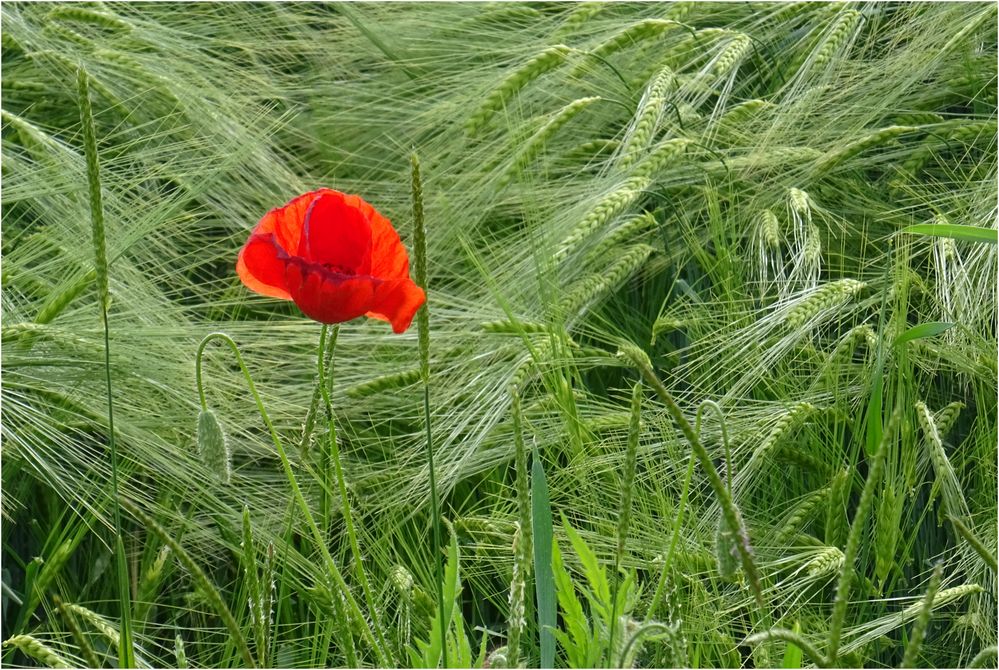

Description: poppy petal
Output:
[251,190,321,254]
[366,278,426,334]
[285,261,375,324]
[299,191,373,275]
[237,233,292,300]
[344,193,410,280]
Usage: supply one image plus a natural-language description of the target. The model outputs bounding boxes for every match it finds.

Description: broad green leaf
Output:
[895,322,955,346]
[532,447,556,669]
[782,621,803,668]
[902,223,997,245]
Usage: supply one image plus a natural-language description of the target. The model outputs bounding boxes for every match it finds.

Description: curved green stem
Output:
[621,346,765,610]
[194,332,384,666]
[316,324,391,662]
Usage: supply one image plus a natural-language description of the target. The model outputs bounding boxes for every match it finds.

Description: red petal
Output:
[251,190,324,254]
[366,278,426,333]
[343,193,410,280]
[285,261,375,324]
[237,233,292,300]
[298,191,372,274]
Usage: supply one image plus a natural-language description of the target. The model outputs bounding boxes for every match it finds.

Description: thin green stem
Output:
[412,152,447,668]
[316,324,392,662]
[195,332,385,667]
[78,65,134,669]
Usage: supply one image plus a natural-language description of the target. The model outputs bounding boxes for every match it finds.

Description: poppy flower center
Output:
[322,263,353,275]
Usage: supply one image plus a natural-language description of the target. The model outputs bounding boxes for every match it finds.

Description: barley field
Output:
[2,2,997,668]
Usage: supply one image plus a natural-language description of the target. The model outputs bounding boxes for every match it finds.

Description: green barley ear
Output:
[2,635,72,669]
[711,33,752,77]
[135,545,173,623]
[558,177,650,257]
[501,96,601,186]
[617,68,676,169]
[54,595,101,670]
[969,646,999,668]
[947,515,998,573]
[814,125,916,176]
[576,19,685,75]
[346,368,422,399]
[197,409,231,485]
[805,545,844,579]
[466,45,571,135]
[774,485,831,545]
[824,468,850,548]
[916,401,970,523]
[174,634,187,669]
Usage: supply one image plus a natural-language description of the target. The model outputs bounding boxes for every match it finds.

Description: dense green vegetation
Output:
[2,2,996,668]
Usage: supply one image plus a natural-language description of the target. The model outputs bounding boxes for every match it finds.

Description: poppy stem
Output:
[194,332,383,667]
[316,324,392,662]
[412,153,448,668]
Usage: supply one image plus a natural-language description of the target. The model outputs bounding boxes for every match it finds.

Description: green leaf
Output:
[561,516,611,617]
[552,539,588,666]
[532,447,557,669]
[865,369,884,457]
[895,322,955,346]
[781,621,803,668]
[902,223,997,245]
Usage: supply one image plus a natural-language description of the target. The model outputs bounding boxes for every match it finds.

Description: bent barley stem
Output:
[195,332,387,667]
[620,344,765,609]
[78,65,134,669]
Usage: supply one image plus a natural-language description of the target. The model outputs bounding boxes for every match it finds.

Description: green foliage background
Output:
[2,2,996,668]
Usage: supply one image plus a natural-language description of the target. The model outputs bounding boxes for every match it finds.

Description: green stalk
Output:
[77,66,135,670]
[316,323,391,660]
[195,332,386,667]
[411,152,448,667]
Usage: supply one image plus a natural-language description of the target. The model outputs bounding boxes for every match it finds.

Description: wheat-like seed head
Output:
[466,45,571,135]
[805,545,845,578]
[3,636,72,669]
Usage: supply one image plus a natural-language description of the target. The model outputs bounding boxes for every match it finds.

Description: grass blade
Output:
[902,223,997,245]
[532,444,557,669]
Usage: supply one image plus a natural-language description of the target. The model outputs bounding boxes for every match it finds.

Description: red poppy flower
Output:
[237,189,426,333]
